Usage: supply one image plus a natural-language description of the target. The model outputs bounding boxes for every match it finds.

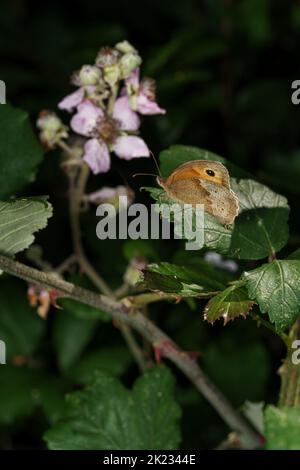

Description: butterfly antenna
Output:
[150,151,162,177]
[132,173,158,178]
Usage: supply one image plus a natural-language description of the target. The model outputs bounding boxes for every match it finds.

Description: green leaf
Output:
[0,198,52,256]
[0,366,69,425]
[0,366,40,424]
[264,405,300,450]
[67,347,133,384]
[287,248,300,260]
[243,260,300,330]
[52,311,97,370]
[143,261,225,296]
[0,278,45,360]
[44,366,181,450]
[0,104,43,198]
[204,285,255,324]
[230,179,289,260]
[143,187,233,254]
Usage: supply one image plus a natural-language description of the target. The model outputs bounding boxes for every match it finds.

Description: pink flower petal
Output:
[58,88,84,112]
[137,93,166,115]
[83,138,111,174]
[114,135,150,160]
[113,96,140,131]
[70,100,103,136]
[126,68,140,89]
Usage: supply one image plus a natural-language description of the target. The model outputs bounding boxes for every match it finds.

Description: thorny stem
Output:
[0,254,261,449]
[67,160,148,371]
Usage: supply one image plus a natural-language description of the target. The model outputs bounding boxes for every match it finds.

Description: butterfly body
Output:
[157,160,239,225]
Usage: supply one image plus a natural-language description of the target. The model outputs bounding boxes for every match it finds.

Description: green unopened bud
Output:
[79,65,101,86]
[103,64,121,87]
[123,256,146,286]
[37,111,68,148]
[120,52,142,79]
[115,40,137,54]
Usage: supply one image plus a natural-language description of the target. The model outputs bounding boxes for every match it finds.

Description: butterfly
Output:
[157,160,239,225]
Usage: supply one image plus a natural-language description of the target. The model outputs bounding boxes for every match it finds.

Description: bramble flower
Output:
[125,68,166,115]
[71,100,149,174]
[40,40,165,173]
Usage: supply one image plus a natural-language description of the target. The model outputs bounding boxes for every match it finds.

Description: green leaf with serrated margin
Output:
[230,179,289,260]
[204,285,254,324]
[44,366,181,450]
[243,260,300,330]
[0,198,52,256]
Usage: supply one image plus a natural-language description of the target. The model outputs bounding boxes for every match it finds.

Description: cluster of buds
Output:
[38,40,166,175]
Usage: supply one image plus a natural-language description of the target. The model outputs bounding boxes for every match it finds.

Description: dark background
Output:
[1,0,300,450]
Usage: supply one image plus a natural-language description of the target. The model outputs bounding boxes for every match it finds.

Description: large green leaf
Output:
[230,179,289,260]
[264,405,300,450]
[0,278,45,360]
[0,366,68,425]
[243,260,300,330]
[0,198,52,256]
[0,104,43,198]
[0,366,39,424]
[204,285,255,324]
[44,366,181,450]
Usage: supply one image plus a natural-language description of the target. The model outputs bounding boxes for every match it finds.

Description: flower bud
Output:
[103,64,121,87]
[115,40,137,54]
[120,53,142,79]
[37,111,68,148]
[124,256,147,286]
[96,47,120,68]
[79,65,101,86]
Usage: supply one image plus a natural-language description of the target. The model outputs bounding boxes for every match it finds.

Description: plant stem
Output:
[279,318,300,407]
[0,254,261,449]
[249,312,290,348]
[67,162,148,371]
